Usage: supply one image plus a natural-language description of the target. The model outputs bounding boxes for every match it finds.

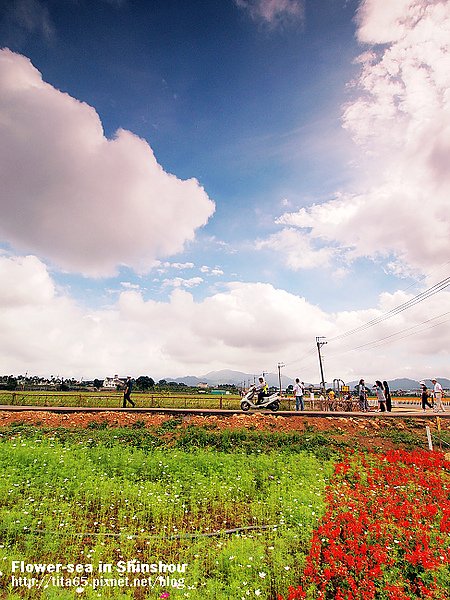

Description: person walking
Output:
[419,381,433,411]
[123,376,135,408]
[383,381,392,412]
[357,379,368,412]
[374,380,386,412]
[293,378,305,411]
[432,378,445,412]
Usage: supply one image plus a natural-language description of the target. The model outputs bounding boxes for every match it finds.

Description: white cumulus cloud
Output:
[256,228,336,270]
[271,0,450,277]
[161,277,204,289]
[1,255,449,382]
[0,49,215,277]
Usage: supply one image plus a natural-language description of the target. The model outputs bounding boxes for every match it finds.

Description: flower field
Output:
[0,421,449,599]
[282,449,450,600]
[0,429,332,599]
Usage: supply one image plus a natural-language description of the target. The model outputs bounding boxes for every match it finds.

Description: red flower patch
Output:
[280,450,450,600]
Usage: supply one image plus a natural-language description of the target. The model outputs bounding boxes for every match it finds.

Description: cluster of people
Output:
[358,379,392,412]
[358,377,446,412]
[420,378,446,412]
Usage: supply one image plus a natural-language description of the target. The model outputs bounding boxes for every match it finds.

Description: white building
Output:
[103,375,123,389]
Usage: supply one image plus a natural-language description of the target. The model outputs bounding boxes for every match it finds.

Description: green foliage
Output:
[135,375,155,391]
[379,429,423,449]
[86,420,109,430]
[0,432,333,599]
[154,418,183,434]
[176,427,346,459]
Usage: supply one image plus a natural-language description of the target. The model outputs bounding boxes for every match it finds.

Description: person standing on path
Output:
[432,378,445,412]
[374,380,386,412]
[357,379,368,412]
[293,378,305,411]
[383,381,392,412]
[123,376,135,408]
[420,381,433,411]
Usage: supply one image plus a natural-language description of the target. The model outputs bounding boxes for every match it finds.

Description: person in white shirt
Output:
[255,376,268,405]
[293,378,305,411]
[432,378,445,412]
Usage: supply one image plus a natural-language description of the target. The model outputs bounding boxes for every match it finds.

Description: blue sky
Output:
[0,0,449,381]
[9,0,361,303]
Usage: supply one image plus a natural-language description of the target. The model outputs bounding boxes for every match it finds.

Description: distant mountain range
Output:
[167,369,296,388]
[167,370,450,390]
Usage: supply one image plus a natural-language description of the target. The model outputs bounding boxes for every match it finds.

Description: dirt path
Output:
[1,409,448,453]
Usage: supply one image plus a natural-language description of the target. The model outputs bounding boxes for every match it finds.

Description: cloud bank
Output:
[0,49,215,276]
[1,255,448,382]
[270,0,450,276]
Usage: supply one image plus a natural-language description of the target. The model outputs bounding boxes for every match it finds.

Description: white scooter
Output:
[240,385,281,412]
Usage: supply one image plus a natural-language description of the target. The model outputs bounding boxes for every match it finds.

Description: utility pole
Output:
[277,362,285,397]
[316,337,327,391]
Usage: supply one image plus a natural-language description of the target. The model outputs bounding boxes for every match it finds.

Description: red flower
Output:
[280,450,450,600]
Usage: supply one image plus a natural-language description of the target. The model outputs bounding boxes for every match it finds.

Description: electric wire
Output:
[283,262,450,379]
[395,259,450,295]
[344,310,450,353]
[284,347,317,369]
[328,275,450,343]
[324,311,450,361]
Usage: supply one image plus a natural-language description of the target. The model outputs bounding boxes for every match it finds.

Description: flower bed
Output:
[282,449,450,600]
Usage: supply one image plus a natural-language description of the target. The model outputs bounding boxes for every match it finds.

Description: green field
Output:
[0,390,442,412]
[0,390,245,410]
[0,429,333,599]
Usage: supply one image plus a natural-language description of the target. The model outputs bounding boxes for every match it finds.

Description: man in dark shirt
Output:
[123,376,135,408]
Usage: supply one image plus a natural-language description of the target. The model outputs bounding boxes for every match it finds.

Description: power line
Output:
[284,305,450,377]
[284,347,317,369]
[283,262,450,379]
[346,310,450,353]
[328,275,450,343]
[396,259,450,295]
[325,310,450,360]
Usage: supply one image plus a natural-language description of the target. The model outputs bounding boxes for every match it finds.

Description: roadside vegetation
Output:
[0,430,333,599]
[0,419,448,598]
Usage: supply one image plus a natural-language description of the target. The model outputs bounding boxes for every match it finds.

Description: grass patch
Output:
[176,427,348,459]
[1,425,351,459]
[379,429,424,449]
[0,431,333,599]
[154,417,183,434]
[86,420,109,430]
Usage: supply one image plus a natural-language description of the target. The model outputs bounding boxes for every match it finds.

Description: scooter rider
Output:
[255,376,268,405]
